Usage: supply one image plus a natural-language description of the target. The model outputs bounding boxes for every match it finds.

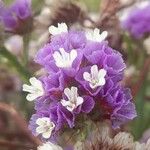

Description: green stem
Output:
[23,33,30,66]
[0,47,31,82]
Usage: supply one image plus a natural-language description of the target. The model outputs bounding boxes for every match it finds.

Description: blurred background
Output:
[0,0,150,149]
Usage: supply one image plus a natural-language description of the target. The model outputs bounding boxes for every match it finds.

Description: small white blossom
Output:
[86,28,108,42]
[83,65,106,89]
[49,23,68,35]
[61,87,83,112]
[53,48,77,68]
[22,77,44,101]
[37,142,63,150]
[36,117,55,139]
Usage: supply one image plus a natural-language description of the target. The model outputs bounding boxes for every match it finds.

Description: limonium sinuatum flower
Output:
[23,23,136,143]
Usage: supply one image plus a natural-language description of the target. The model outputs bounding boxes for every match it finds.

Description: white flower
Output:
[53,48,77,68]
[86,28,108,42]
[37,142,63,150]
[36,117,55,139]
[22,77,44,101]
[4,35,23,55]
[61,87,84,112]
[49,23,68,35]
[83,65,106,89]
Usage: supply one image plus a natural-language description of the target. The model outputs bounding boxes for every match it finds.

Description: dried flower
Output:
[37,142,63,150]
[49,0,86,26]
[76,123,150,150]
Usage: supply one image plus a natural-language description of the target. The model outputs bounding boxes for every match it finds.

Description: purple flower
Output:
[24,23,137,142]
[100,85,137,128]
[122,2,150,38]
[0,0,32,34]
[35,30,86,76]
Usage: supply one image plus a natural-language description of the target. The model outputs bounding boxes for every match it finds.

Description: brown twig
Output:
[131,57,150,98]
[0,140,36,150]
[98,0,136,27]
[0,102,42,146]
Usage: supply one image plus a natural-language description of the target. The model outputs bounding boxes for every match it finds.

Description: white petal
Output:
[53,51,63,66]
[36,118,44,126]
[64,88,72,100]
[83,72,91,82]
[36,126,46,134]
[49,25,59,35]
[91,65,99,79]
[49,23,68,35]
[59,48,68,60]
[22,84,35,93]
[36,117,49,126]
[98,78,106,86]
[76,97,84,106]
[100,31,108,41]
[37,142,63,150]
[86,28,108,42]
[61,99,69,107]
[71,86,78,99]
[26,93,38,101]
[58,23,68,32]
[89,83,97,89]
[66,105,75,112]
[42,131,51,139]
[30,77,43,90]
[98,69,107,78]
[70,49,77,62]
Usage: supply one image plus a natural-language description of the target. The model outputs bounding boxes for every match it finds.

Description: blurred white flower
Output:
[4,35,23,55]
[36,7,51,26]
[124,65,136,77]
[37,142,63,150]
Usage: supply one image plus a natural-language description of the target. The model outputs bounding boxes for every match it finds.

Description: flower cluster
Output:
[23,23,137,142]
[122,1,150,38]
[0,0,32,34]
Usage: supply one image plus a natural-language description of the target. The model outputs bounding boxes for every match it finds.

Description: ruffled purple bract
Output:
[29,26,137,142]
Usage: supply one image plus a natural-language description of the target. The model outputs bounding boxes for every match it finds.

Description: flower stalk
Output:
[0,47,31,82]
